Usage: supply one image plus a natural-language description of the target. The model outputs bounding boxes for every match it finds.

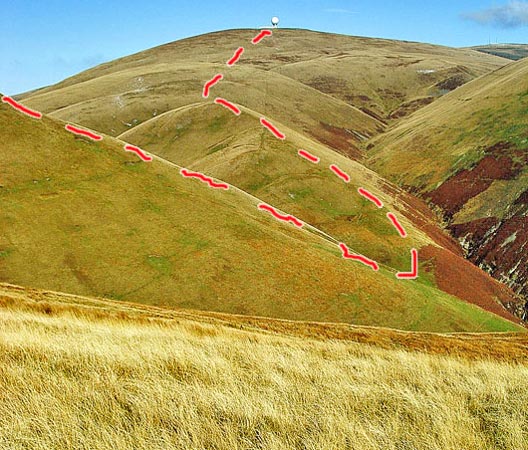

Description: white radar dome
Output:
[271,17,279,27]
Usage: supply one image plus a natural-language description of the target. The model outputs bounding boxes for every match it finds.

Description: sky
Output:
[1,0,527,95]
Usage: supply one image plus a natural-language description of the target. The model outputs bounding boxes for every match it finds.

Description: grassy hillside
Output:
[0,96,523,331]
[21,29,507,144]
[367,58,528,303]
[1,283,527,449]
[15,28,523,321]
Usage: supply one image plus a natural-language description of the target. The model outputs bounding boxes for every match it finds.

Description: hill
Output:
[3,95,524,331]
[367,58,528,306]
[20,29,507,146]
[1,282,527,449]
[470,44,528,61]
[12,29,524,325]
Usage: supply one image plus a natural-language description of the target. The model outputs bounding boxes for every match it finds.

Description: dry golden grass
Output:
[1,283,528,450]
[2,282,527,362]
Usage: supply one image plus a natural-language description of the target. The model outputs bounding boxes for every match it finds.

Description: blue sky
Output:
[2,0,527,95]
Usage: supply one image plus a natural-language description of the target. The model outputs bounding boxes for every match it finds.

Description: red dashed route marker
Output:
[124,144,153,162]
[180,168,229,190]
[194,28,419,280]
[339,243,379,272]
[65,124,102,141]
[298,149,320,163]
[214,97,241,115]
[227,47,244,66]
[387,212,407,238]
[330,164,350,183]
[258,203,303,228]
[4,28,419,282]
[2,96,42,119]
[260,118,285,140]
[397,249,419,279]
[358,187,383,208]
[203,74,223,98]
[252,30,272,44]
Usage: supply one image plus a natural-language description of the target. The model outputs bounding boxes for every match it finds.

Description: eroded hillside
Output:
[368,58,528,312]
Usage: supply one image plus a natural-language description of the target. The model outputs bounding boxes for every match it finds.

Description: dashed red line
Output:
[194,31,416,282]
[214,97,241,115]
[124,144,153,162]
[397,249,419,279]
[203,74,223,98]
[65,124,102,141]
[298,149,320,163]
[252,30,272,44]
[339,243,379,271]
[258,203,303,228]
[180,168,229,190]
[2,96,42,119]
[387,212,407,238]
[330,164,350,183]
[260,118,285,140]
[358,187,383,208]
[227,47,244,66]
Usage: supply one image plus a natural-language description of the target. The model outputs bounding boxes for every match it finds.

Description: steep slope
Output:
[1,283,527,449]
[368,58,528,309]
[2,97,522,331]
[117,101,526,320]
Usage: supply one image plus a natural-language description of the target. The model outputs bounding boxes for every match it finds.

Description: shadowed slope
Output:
[470,44,528,61]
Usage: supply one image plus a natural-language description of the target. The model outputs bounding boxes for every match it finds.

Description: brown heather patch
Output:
[428,154,523,219]
[311,122,363,160]
[419,245,523,324]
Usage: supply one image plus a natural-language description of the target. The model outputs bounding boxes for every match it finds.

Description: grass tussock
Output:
[1,297,528,450]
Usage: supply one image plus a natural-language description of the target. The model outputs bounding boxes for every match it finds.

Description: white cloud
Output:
[464,1,528,28]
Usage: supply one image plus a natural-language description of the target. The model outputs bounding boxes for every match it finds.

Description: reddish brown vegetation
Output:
[311,122,363,159]
[389,97,435,119]
[380,181,462,255]
[359,107,388,124]
[424,143,528,318]
[420,245,523,323]
[429,155,522,218]
[379,179,525,322]
[429,142,527,219]
[451,214,528,303]
[434,73,469,91]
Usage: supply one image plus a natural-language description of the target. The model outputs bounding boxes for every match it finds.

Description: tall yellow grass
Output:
[1,304,527,449]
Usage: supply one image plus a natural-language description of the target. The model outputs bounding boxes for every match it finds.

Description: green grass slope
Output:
[367,58,528,303]
[0,98,522,332]
[114,95,524,324]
